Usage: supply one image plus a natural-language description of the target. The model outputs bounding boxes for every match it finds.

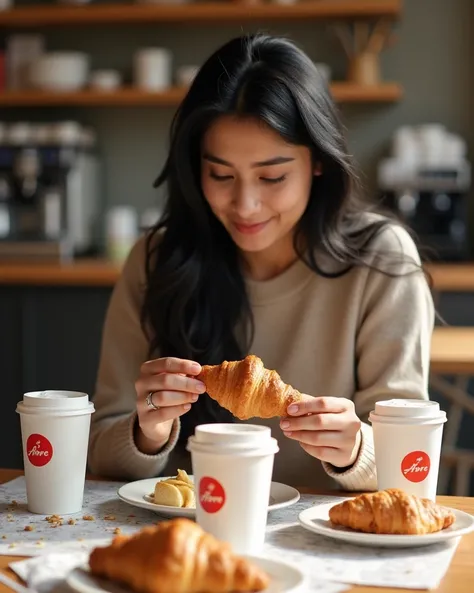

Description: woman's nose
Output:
[232,184,261,217]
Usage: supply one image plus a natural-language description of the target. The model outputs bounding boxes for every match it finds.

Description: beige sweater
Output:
[88,224,434,491]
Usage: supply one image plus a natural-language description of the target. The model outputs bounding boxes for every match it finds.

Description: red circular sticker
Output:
[26,434,53,467]
[401,450,430,483]
[199,477,226,513]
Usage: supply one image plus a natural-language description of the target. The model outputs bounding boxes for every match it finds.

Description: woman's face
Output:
[201,116,316,259]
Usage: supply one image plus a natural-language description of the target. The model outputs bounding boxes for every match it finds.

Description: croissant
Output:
[328,488,455,535]
[89,518,269,593]
[197,354,302,420]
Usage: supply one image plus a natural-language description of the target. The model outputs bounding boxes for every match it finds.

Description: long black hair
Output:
[141,33,423,440]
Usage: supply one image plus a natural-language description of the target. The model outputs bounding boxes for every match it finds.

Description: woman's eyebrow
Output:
[203,153,295,167]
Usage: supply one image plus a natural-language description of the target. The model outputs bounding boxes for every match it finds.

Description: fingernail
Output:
[195,382,206,393]
[183,404,191,411]
[191,394,199,402]
[281,421,290,429]
[283,431,292,437]
[288,405,299,414]
[191,363,201,373]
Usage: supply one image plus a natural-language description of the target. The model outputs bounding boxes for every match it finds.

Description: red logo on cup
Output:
[26,434,53,467]
[199,477,226,513]
[401,450,430,482]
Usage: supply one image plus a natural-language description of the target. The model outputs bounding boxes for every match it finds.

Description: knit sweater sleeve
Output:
[88,235,180,480]
[322,225,435,490]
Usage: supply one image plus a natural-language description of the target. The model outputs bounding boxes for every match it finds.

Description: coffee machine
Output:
[0,122,100,260]
[378,125,471,261]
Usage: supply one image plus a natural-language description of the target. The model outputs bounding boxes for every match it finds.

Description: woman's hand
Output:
[134,357,206,455]
[279,395,362,469]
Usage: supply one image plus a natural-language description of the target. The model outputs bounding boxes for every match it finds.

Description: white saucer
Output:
[298,500,474,548]
[66,556,304,593]
[118,476,300,517]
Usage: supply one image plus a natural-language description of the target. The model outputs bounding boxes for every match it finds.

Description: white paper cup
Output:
[16,390,95,514]
[369,399,447,501]
[187,424,279,555]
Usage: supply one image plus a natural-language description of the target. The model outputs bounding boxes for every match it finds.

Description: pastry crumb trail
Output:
[83,515,95,521]
[24,525,34,532]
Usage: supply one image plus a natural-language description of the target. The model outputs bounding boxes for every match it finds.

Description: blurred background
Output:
[0,0,473,494]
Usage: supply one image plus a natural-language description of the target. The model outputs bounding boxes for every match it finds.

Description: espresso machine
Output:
[378,125,471,261]
[0,122,100,260]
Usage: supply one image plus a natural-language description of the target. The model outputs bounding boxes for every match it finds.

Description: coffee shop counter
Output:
[0,259,473,290]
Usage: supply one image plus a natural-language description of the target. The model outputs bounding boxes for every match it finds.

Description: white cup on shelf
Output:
[134,48,172,91]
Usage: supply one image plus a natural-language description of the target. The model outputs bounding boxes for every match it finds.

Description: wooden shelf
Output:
[0,1,402,28]
[0,83,403,107]
[0,259,472,289]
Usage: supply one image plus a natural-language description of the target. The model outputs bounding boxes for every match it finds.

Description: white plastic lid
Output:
[195,423,271,445]
[369,399,446,424]
[16,390,94,415]
[187,423,279,456]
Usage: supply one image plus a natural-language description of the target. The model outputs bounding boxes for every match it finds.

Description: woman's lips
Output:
[233,220,270,235]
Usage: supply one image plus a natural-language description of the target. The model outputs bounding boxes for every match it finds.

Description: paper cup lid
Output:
[371,399,445,420]
[17,390,93,413]
[194,423,272,446]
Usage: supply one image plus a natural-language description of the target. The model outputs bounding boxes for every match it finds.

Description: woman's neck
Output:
[241,241,299,282]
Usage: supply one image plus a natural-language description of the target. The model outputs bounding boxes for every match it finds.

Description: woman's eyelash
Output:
[262,175,286,184]
[209,172,287,184]
[210,172,233,181]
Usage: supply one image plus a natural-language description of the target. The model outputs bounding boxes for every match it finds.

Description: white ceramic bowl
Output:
[33,52,90,91]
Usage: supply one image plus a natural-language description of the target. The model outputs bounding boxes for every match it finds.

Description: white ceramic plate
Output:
[117,476,300,517]
[66,556,304,593]
[298,500,474,548]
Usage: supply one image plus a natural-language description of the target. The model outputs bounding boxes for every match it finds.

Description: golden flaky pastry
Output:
[153,469,195,508]
[197,354,302,420]
[329,488,455,535]
[89,518,269,593]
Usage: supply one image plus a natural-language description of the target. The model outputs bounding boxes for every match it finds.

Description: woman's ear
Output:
[314,162,323,176]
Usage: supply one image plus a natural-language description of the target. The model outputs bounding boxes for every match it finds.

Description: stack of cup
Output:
[369,399,447,501]
[16,390,95,514]
[187,424,279,555]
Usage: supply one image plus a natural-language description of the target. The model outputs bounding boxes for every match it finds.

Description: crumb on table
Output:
[113,527,122,535]
[68,519,76,525]
[82,515,95,521]
[12,500,18,506]
[24,525,34,532]
[104,515,116,521]
[45,515,63,523]
[1,535,6,539]
[77,538,84,542]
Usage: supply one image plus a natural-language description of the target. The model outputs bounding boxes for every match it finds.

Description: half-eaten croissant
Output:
[197,354,302,420]
[329,488,455,535]
[89,518,269,593]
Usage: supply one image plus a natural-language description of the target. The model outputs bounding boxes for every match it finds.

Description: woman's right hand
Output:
[134,357,206,455]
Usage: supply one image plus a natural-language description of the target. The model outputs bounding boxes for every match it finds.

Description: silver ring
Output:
[146,392,160,411]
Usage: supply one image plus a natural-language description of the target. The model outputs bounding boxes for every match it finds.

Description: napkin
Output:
[10,553,88,593]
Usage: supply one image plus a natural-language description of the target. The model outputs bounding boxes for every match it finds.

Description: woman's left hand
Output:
[279,395,362,468]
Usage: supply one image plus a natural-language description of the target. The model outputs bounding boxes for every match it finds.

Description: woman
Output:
[88,34,434,490]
